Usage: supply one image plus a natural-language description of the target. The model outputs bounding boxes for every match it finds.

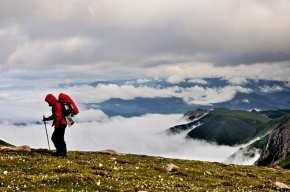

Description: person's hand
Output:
[43,116,47,121]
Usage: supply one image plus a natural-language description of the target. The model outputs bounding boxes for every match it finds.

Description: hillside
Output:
[255,115,290,167]
[1,149,290,191]
[259,109,290,119]
[167,108,270,146]
[227,115,290,166]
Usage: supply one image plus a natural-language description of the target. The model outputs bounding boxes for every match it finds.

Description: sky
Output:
[1,0,290,87]
[0,0,289,164]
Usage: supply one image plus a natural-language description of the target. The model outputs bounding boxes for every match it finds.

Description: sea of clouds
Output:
[0,84,260,165]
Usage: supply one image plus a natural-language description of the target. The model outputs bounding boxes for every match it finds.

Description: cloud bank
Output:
[0,84,256,164]
[1,0,290,86]
[1,112,250,164]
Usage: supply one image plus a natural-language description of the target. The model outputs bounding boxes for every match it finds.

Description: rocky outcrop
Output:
[0,145,31,152]
[98,149,125,156]
[255,120,290,167]
[163,163,179,172]
[183,108,212,120]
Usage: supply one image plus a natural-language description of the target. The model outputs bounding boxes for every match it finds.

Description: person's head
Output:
[45,94,57,106]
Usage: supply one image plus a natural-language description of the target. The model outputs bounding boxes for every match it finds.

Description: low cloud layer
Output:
[1,112,250,164]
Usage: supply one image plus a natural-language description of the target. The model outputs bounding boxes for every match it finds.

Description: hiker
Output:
[43,94,67,156]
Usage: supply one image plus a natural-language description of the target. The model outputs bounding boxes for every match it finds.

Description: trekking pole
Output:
[43,116,51,150]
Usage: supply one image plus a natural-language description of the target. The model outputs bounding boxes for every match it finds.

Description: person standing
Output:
[43,94,67,156]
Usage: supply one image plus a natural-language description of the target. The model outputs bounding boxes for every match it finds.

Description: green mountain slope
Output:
[0,139,13,146]
[186,108,270,146]
[228,115,290,166]
[1,149,290,191]
[254,115,290,167]
[259,109,290,119]
[245,114,290,143]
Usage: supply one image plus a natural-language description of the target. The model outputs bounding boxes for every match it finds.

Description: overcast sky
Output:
[1,0,290,87]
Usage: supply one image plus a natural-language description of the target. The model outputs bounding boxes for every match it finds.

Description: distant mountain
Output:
[215,92,285,110]
[92,92,290,117]
[87,78,290,117]
[264,91,290,106]
[86,97,202,117]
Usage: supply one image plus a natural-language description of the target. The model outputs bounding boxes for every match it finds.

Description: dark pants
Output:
[51,124,67,155]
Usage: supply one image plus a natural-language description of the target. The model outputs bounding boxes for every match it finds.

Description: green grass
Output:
[213,108,270,123]
[1,149,290,191]
[187,108,270,146]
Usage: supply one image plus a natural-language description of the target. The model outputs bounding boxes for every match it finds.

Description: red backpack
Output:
[58,93,79,116]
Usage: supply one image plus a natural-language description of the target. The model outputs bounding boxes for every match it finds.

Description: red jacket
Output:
[45,94,67,128]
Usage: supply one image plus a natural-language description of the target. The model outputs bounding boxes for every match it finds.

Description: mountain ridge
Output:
[167,108,290,167]
[84,78,290,117]
[167,108,270,146]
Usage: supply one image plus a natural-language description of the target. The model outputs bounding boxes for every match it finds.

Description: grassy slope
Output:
[1,149,290,191]
[187,108,270,146]
[245,115,290,143]
[260,109,290,119]
[226,114,290,167]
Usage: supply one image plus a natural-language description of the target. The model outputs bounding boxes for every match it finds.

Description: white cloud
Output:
[226,77,248,85]
[260,85,284,93]
[180,85,252,105]
[0,113,247,164]
[136,79,151,84]
[69,83,253,105]
[242,99,250,103]
[167,75,185,84]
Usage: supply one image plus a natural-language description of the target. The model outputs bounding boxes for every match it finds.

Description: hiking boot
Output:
[51,152,67,157]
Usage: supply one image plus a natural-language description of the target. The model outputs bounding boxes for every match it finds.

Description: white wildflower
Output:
[3,171,8,175]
